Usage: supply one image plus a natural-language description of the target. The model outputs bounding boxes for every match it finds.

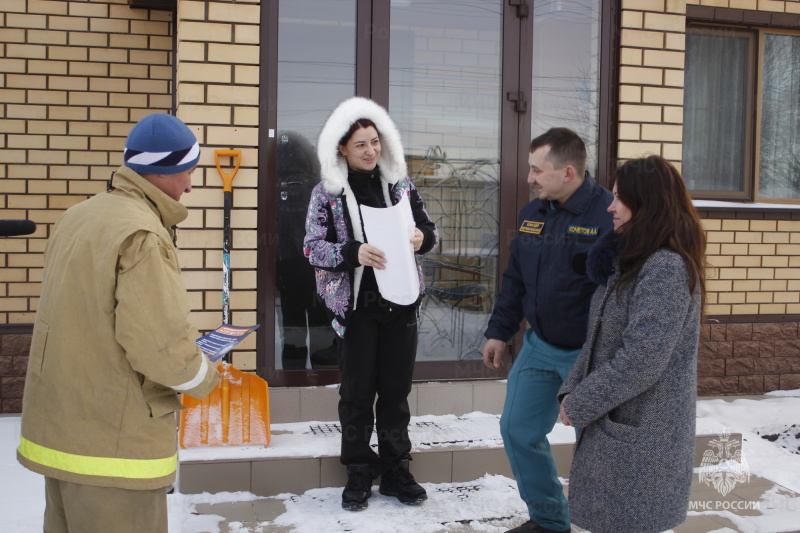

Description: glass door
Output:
[388,0,504,364]
[257,0,615,386]
[272,0,356,373]
[530,0,602,176]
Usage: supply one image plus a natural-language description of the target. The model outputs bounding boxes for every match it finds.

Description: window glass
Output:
[389,0,503,362]
[531,0,601,178]
[276,1,356,140]
[274,0,356,371]
[683,27,753,194]
[759,33,800,200]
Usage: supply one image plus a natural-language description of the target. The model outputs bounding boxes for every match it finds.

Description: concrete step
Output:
[178,381,733,497]
[266,380,508,425]
[179,411,562,496]
[179,381,509,495]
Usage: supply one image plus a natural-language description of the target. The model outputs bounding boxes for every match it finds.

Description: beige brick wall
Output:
[2,0,799,377]
[618,0,800,163]
[0,0,261,369]
[702,216,800,315]
[620,0,800,316]
[0,0,174,324]
[618,0,688,163]
[176,0,261,370]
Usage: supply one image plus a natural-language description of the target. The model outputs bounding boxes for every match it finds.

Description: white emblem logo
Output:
[698,429,750,496]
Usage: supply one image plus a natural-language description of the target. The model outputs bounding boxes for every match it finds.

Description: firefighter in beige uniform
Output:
[17,113,220,533]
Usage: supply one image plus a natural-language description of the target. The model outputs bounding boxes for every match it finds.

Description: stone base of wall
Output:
[698,320,800,395]
[0,330,31,414]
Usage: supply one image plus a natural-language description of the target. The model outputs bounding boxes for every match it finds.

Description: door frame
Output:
[256,0,619,386]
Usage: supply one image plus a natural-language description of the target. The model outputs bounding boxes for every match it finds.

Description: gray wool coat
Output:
[559,248,701,533]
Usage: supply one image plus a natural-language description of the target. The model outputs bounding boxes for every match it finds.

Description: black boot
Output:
[342,464,373,511]
[505,520,571,533]
[379,458,427,505]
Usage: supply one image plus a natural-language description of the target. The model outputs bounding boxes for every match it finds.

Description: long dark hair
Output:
[613,155,707,303]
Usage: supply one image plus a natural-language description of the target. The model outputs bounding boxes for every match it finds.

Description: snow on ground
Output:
[166,476,530,533]
[272,474,526,533]
[2,392,800,533]
[696,394,800,495]
[0,417,42,532]
[689,484,800,533]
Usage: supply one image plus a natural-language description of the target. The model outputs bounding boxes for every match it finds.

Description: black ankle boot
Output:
[342,464,373,511]
[505,520,571,533]
[379,458,427,505]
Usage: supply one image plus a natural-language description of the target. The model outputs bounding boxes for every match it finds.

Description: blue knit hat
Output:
[124,113,200,175]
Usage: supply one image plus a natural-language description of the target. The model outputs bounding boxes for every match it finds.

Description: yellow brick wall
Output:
[2,0,799,365]
[0,0,260,369]
[618,0,689,164]
[0,0,174,322]
[619,0,800,316]
[618,0,800,163]
[175,0,261,369]
[702,217,800,315]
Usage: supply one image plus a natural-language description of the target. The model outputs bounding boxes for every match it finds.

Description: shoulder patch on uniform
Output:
[567,225,599,237]
[519,220,544,234]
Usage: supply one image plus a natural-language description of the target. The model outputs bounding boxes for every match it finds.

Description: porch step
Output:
[178,381,732,497]
[265,380,509,425]
[178,411,572,496]
[179,381,511,495]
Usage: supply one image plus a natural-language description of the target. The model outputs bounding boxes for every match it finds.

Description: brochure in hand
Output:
[197,324,260,363]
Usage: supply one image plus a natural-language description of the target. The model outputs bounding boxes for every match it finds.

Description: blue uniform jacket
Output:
[485,174,613,350]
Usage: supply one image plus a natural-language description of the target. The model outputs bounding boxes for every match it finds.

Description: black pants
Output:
[276,257,333,369]
[338,303,418,470]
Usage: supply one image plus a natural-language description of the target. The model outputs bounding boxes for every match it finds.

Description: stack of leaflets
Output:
[196,324,260,363]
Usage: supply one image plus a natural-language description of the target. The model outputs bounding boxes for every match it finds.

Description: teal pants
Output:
[500,329,580,531]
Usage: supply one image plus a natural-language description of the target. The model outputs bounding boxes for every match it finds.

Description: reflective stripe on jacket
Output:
[18,437,177,480]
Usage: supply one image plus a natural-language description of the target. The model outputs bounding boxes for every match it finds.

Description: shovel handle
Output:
[215,149,240,337]
[214,149,241,192]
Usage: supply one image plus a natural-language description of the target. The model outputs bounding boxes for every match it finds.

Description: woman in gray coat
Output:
[558,155,707,533]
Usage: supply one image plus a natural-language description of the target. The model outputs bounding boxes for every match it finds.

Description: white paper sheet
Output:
[360,194,420,306]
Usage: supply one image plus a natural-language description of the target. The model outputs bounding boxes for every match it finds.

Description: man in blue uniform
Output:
[482,128,613,533]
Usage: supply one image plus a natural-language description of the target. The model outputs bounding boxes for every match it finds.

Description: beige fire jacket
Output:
[17,165,219,490]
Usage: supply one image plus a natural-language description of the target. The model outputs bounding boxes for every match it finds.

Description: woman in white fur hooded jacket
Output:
[303,97,438,512]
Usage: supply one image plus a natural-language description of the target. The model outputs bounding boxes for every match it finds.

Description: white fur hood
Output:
[316,97,407,194]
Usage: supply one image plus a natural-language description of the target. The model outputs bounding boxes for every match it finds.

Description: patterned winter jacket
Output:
[303,97,438,337]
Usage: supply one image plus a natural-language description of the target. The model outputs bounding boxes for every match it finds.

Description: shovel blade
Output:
[179,363,271,448]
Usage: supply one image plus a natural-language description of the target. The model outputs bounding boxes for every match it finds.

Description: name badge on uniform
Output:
[520,220,544,234]
[567,225,599,237]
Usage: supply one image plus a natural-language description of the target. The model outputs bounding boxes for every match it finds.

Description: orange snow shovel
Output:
[179,149,271,448]
[179,363,270,447]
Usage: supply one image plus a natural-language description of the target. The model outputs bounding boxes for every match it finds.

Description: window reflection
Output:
[390,0,502,362]
[274,0,356,370]
[277,0,356,140]
[531,0,601,177]
[759,33,800,199]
